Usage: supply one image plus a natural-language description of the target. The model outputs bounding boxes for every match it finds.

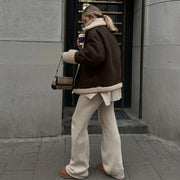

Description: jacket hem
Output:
[72,83,123,94]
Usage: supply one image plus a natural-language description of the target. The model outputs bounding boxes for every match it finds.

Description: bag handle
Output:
[55,56,63,76]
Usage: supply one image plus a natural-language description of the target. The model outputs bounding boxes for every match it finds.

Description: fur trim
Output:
[73,83,123,94]
[63,49,78,64]
[83,18,106,31]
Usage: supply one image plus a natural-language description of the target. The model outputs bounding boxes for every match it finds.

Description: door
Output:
[64,0,133,108]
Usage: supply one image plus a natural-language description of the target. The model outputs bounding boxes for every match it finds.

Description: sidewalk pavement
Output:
[0,134,180,180]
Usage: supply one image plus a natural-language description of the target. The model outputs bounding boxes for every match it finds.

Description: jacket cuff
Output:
[63,49,78,64]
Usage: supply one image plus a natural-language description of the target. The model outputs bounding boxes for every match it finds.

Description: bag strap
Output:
[55,56,63,76]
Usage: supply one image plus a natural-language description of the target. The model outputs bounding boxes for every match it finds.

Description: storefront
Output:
[0,0,179,144]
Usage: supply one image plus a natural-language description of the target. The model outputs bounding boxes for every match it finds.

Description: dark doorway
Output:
[64,0,134,108]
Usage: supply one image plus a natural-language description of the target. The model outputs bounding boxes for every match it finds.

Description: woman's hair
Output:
[82,5,118,32]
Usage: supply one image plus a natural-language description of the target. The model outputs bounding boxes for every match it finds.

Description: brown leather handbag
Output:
[51,56,73,90]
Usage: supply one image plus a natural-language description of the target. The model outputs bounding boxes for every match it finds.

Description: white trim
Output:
[83,18,106,31]
[73,83,123,94]
[63,49,78,64]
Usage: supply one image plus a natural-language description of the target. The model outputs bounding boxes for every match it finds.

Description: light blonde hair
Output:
[82,5,118,32]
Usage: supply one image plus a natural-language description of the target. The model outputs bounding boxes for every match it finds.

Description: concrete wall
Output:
[131,0,143,116]
[143,0,180,143]
[0,0,64,138]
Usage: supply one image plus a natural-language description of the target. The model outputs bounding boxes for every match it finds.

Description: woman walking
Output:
[59,5,125,180]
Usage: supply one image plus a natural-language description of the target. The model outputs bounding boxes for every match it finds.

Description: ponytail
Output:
[103,15,118,32]
[83,6,118,32]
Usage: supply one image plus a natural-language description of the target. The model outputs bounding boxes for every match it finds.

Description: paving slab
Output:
[0,171,34,180]
[121,135,150,166]
[0,164,5,175]
[126,164,161,180]
[0,135,180,180]
[134,135,180,180]
[12,142,41,154]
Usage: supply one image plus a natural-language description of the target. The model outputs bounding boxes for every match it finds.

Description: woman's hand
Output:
[77,38,83,49]
[60,52,63,56]
[77,38,80,47]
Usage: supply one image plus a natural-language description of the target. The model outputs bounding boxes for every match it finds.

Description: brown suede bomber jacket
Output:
[72,25,122,94]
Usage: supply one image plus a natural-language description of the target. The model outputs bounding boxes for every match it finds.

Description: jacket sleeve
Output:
[63,49,78,64]
[75,30,105,67]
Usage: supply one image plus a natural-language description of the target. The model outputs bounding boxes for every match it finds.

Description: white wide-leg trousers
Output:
[66,94,125,179]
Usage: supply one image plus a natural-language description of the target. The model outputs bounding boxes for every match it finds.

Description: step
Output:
[63,108,149,135]
[63,118,149,135]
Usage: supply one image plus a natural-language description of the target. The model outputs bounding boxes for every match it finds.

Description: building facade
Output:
[0,0,180,144]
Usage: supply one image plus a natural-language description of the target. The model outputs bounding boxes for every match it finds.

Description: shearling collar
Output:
[83,18,106,31]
